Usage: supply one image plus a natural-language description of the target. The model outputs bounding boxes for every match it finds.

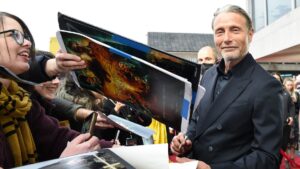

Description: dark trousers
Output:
[282,124,292,151]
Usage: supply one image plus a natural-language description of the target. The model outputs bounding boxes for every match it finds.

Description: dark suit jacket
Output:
[187,53,283,169]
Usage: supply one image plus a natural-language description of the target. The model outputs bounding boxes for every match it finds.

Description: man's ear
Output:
[248,28,254,43]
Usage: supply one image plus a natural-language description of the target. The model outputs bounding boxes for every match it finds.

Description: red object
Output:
[169,155,177,163]
[280,149,300,169]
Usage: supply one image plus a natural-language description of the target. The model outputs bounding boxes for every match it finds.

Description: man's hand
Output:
[287,117,294,126]
[111,139,121,148]
[60,133,100,158]
[170,132,192,156]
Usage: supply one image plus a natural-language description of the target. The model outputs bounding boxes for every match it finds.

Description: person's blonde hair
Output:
[283,77,298,102]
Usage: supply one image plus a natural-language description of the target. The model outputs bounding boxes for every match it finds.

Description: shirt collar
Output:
[217,59,232,78]
[217,53,250,78]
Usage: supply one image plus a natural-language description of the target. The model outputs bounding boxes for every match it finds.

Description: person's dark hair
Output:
[272,72,283,84]
[212,5,253,31]
[0,12,35,58]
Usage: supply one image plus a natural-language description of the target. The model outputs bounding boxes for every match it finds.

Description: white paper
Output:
[107,114,154,139]
[110,144,169,169]
[193,85,206,113]
[169,161,198,169]
[180,82,192,133]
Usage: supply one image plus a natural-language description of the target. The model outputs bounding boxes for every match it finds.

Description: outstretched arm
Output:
[20,51,86,83]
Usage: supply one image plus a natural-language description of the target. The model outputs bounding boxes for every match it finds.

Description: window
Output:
[297,0,300,8]
[253,0,266,31]
[267,0,291,24]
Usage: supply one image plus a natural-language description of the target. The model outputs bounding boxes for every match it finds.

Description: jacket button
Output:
[208,146,213,152]
[217,124,222,130]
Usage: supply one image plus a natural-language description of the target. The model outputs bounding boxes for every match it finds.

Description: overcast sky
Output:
[0,0,246,51]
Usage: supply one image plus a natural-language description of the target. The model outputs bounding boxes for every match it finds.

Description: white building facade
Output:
[248,0,300,73]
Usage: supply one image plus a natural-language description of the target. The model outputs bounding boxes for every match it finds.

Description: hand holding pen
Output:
[178,135,189,150]
[112,130,121,148]
[170,132,192,156]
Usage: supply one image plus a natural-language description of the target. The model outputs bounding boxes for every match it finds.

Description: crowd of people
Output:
[0,4,298,169]
[0,11,150,167]
[0,12,100,168]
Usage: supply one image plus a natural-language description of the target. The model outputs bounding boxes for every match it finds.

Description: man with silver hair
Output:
[171,5,283,169]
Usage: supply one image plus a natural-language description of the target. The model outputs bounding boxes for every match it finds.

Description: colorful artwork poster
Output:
[58,31,191,130]
[58,13,201,93]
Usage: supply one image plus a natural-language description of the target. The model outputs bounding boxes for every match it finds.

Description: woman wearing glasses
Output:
[0,12,100,168]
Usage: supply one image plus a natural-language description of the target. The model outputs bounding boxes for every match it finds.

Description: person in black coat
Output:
[171,5,283,169]
[273,73,295,152]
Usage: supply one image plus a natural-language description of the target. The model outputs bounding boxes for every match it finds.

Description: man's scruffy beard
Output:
[222,45,249,63]
[223,54,239,62]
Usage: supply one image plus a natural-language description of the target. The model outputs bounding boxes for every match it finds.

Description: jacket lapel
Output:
[195,54,255,138]
[200,67,218,115]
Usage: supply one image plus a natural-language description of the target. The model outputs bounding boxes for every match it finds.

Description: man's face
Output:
[213,12,253,63]
[197,48,216,64]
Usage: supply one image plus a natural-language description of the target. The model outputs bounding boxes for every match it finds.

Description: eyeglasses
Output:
[0,29,30,46]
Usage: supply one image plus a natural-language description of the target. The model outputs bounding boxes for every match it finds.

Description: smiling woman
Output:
[0,12,100,168]
[0,12,35,75]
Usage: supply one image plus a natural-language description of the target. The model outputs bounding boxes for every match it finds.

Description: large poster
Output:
[58,13,201,94]
[57,30,192,131]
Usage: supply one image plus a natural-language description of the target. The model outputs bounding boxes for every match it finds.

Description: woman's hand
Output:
[60,133,100,158]
[46,51,86,77]
[114,102,125,113]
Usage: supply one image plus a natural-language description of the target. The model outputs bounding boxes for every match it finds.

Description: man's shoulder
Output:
[252,63,273,80]
[252,65,282,91]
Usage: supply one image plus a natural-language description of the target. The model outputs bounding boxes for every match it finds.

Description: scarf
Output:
[0,80,37,167]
